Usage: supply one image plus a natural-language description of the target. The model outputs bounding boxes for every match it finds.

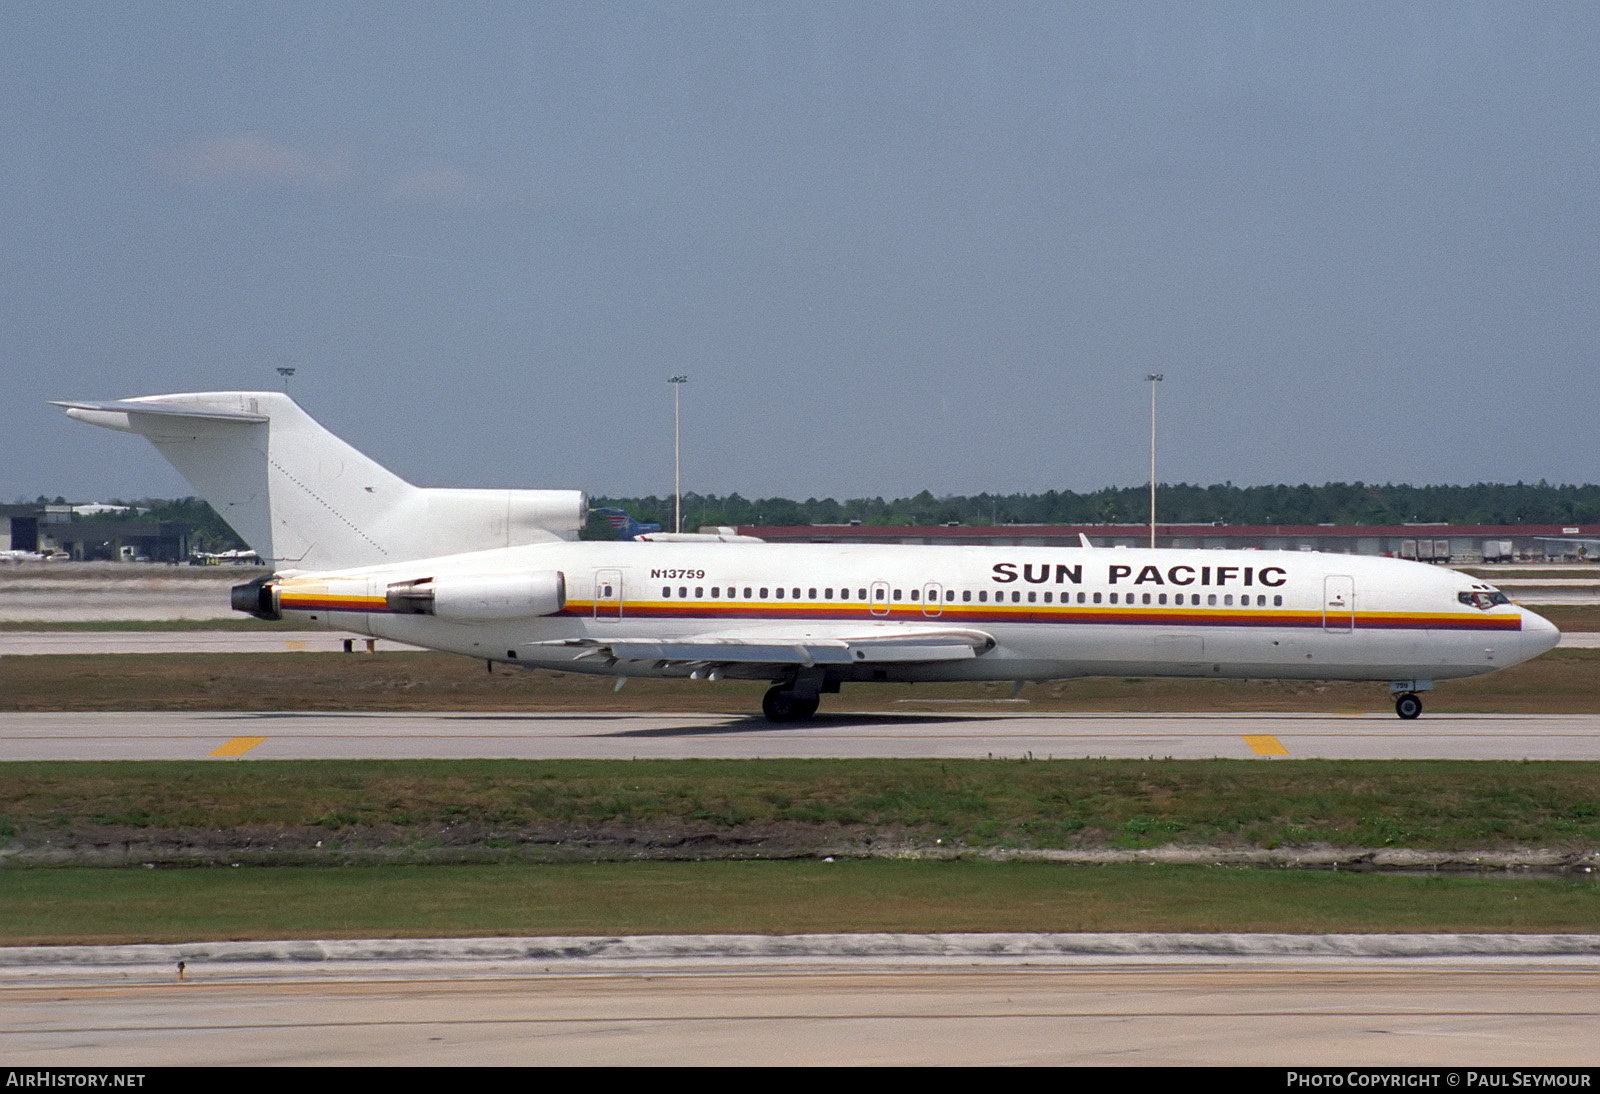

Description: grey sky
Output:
[4,2,1597,505]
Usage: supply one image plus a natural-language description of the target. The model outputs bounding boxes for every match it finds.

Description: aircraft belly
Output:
[360,613,1510,685]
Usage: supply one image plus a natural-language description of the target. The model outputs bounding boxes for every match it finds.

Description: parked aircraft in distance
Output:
[0,550,62,563]
[57,392,1561,721]
[593,507,661,541]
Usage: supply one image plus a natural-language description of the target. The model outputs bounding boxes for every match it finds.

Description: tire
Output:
[762,686,820,722]
[1395,693,1423,720]
[762,686,800,722]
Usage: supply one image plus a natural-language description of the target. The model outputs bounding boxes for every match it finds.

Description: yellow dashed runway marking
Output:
[1242,734,1290,756]
[283,640,308,651]
[209,736,267,757]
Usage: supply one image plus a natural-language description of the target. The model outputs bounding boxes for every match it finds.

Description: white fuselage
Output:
[270,542,1560,687]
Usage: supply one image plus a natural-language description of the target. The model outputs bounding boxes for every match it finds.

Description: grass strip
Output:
[3,648,1598,713]
[2,861,1596,945]
[4,758,1598,854]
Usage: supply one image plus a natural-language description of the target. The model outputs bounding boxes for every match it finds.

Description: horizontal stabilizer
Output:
[52,399,268,426]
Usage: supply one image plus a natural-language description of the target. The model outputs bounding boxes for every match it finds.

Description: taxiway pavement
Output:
[6,935,1598,1066]
[4,709,1598,761]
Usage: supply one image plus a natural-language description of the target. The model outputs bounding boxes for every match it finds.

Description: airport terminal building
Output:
[737,522,1600,563]
[0,503,190,562]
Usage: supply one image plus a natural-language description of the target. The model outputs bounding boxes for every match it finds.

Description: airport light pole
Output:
[669,375,688,533]
[276,367,295,394]
[1146,373,1163,549]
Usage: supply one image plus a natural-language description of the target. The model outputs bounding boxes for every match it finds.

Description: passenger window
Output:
[792,588,800,599]
[809,588,816,599]
[1093,592,1102,604]
[1273,595,1283,606]
[1159,593,1167,605]
[1012,591,1021,602]
[1077,592,1086,604]
[1208,594,1217,606]
[963,591,971,602]
[946,590,954,601]
[1142,593,1151,605]
[825,588,833,599]
[1109,592,1118,604]
[695,587,703,598]
[893,590,902,600]
[662,586,671,597]
[1027,591,1036,603]
[978,591,988,602]
[679,587,687,598]
[759,587,768,598]
[910,589,920,601]
[711,587,720,598]
[775,588,784,598]
[1043,592,1052,603]
[744,587,753,598]
[1224,595,1232,606]
[858,589,867,599]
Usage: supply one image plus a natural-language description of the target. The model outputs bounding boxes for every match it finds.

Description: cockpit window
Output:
[1458,590,1511,610]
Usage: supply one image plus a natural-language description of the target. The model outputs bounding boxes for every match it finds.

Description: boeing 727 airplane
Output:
[57,392,1561,721]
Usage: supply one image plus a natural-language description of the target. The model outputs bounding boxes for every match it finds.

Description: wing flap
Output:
[541,628,993,667]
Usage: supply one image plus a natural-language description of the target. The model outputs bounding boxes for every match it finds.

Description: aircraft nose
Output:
[1518,608,1561,658]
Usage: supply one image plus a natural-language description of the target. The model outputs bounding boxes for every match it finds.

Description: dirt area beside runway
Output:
[3,648,1598,714]
[12,819,1599,873]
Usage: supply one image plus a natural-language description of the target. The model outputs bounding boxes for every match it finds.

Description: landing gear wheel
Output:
[1394,693,1423,720]
[762,686,820,722]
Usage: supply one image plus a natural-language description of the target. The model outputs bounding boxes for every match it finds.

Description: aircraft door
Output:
[922,582,944,618]
[593,569,623,621]
[869,581,891,617]
[1322,575,1354,633]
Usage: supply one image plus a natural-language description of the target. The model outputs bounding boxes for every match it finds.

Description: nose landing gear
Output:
[1388,680,1432,720]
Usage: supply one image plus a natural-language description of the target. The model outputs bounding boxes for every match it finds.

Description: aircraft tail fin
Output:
[56,392,585,571]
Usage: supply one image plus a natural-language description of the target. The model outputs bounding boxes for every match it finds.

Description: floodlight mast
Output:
[1146,373,1163,549]
[276,367,295,393]
[668,375,688,533]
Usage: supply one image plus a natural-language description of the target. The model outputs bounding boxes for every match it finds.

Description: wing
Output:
[536,626,995,668]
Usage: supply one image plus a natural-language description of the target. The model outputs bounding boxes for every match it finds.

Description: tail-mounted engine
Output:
[384,571,567,621]
[230,575,282,621]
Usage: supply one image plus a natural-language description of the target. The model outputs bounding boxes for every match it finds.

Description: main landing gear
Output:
[762,684,821,723]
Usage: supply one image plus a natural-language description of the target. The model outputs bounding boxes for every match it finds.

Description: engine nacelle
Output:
[231,575,281,620]
[386,571,566,621]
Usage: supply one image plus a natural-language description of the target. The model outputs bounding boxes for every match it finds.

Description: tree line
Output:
[588,481,1600,538]
[30,481,1600,550]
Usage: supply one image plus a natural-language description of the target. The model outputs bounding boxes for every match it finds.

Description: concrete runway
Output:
[5,709,1599,761]
[7,946,1598,1066]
